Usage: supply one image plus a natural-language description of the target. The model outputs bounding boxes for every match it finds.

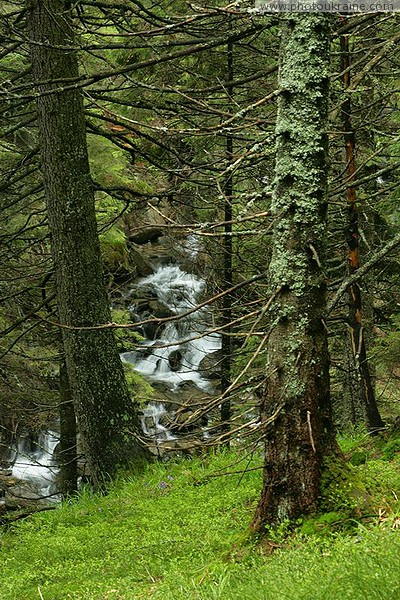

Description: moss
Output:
[99,226,128,271]
[298,511,350,536]
[291,453,379,537]
[110,307,143,352]
[320,454,369,514]
[381,435,400,461]
[123,363,154,406]
[350,450,368,466]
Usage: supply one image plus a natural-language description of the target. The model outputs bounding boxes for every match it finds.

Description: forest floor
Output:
[0,429,399,600]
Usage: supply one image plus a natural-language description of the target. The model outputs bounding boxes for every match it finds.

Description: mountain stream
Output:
[4,240,220,500]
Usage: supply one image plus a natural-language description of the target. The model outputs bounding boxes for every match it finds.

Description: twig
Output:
[327,231,400,315]
[307,410,316,453]
[39,273,267,331]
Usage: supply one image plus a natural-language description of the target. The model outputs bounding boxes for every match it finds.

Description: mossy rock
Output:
[129,226,163,245]
[320,454,369,514]
[100,226,128,272]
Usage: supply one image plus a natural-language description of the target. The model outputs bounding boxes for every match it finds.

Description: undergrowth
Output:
[0,436,399,600]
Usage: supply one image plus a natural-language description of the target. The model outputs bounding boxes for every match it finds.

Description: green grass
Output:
[0,442,399,600]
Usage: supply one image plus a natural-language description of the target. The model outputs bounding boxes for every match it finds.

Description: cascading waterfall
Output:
[4,237,219,496]
[10,431,59,500]
[141,403,176,443]
[121,265,221,392]
[121,251,221,443]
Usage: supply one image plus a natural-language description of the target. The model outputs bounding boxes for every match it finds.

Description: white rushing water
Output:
[121,264,221,392]
[11,431,59,499]
[141,403,176,442]
[6,241,218,492]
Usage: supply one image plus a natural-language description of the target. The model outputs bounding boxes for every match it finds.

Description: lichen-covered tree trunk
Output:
[252,14,337,529]
[28,0,148,488]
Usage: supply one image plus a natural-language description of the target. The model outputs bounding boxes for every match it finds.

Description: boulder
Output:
[129,227,163,245]
[142,412,171,433]
[171,407,207,433]
[128,245,154,276]
[176,380,198,390]
[198,350,222,380]
[128,293,173,339]
[147,300,175,320]
[168,350,182,372]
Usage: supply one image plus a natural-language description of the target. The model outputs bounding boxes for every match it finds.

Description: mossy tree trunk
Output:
[252,14,337,529]
[28,0,148,488]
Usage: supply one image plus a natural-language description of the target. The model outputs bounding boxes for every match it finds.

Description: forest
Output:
[0,1,399,598]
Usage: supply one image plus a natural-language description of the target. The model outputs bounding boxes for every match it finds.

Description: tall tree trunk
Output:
[0,418,15,471]
[340,29,384,431]
[59,359,78,498]
[28,0,148,488]
[252,14,337,529]
[220,21,234,440]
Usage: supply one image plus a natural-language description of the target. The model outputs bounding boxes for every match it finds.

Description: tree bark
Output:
[252,14,337,529]
[340,29,384,431]
[28,0,148,488]
[59,359,78,498]
[220,20,234,440]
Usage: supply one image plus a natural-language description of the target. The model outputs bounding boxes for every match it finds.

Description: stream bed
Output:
[2,239,220,502]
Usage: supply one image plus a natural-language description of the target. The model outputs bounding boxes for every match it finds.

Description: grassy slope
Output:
[0,439,399,600]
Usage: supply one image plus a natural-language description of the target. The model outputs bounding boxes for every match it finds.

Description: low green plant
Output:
[374,315,400,367]
[298,511,352,536]
[381,435,400,460]
[0,443,399,600]
[320,454,369,515]
[337,426,371,455]
[111,307,143,352]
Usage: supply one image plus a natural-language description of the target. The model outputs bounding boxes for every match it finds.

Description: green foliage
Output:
[262,518,292,543]
[123,363,154,406]
[108,308,154,403]
[234,335,267,374]
[338,428,400,464]
[88,133,130,190]
[349,450,368,466]
[298,511,350,536]
[0,445,399,600]
[361,455,400,501]
[337,426,371,455]
[381,436,400,461]
[88,133,154,199]
[336,431,400,517]
[110,307,142,350]
[374,315,400,368]
[99,225,128,271]
[0,450,261,599]
[319,455,369,514]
